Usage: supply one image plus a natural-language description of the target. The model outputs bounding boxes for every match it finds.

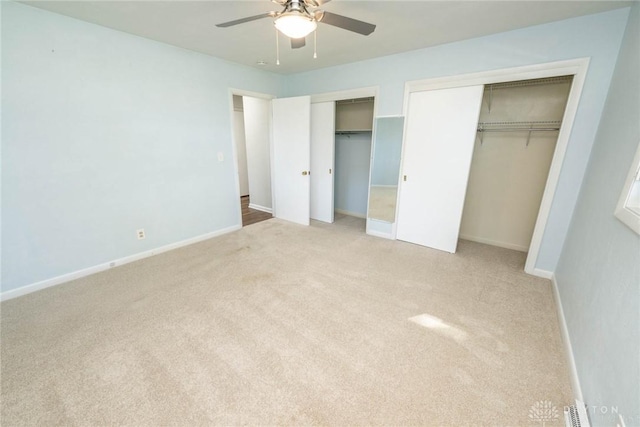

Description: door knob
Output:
[302,171,308,176]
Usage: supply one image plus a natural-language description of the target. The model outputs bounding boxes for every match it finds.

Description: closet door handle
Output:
[329,168,332,174]
[404,175,407,181]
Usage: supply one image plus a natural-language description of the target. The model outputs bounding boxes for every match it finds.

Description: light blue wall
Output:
[1,2,282,292]
[285,9,630,272]
[555,3,640,423]
[334,133,371,217]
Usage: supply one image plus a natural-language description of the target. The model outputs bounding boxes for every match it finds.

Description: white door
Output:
[232,107,249,197]
[310,102,335,223]
[396,85,484,253]
[272,96,311,225]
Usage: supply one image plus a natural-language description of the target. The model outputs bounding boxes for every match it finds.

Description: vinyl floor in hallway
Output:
[241,195,272,227]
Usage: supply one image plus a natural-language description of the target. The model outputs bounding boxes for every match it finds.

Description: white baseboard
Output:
[248,203,272,214]
[0,224,242,302]
[529,267,554,279]
[551,273,584,402]
[335,209,366,219]
[366,229,394,239]
[459,234,529,252]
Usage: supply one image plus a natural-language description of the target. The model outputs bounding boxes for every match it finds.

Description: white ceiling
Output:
[22,0,632,74]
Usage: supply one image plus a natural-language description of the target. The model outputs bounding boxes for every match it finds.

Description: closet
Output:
[396,75,573,255]
[333,98,374,219]
[459,76,573,252]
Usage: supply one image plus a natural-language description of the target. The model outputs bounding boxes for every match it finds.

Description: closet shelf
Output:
[476,121,562,146]
[477,120,562,132]
[336,97,375,105]
[485,76,573,113]
[486,76,573,91]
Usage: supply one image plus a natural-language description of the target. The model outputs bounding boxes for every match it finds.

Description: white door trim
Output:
[228,88,276,226]
[309,86,378,104]
[400,58,590,277]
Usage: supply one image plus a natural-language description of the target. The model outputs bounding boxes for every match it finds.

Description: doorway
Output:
[230,91,274,227]
[309,94,375,231]
[333,97,374,221]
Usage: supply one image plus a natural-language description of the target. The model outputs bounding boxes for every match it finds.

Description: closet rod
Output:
[478,120,561,127]
[335,130,372,135]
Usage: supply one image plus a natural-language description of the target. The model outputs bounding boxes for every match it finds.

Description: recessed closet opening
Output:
[459,76,573,253]
[231,94,273,227]
[333,97,374,221]
[309,91,377,231]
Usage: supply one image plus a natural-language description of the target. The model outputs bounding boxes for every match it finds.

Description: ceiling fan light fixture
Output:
[274,12,317,39]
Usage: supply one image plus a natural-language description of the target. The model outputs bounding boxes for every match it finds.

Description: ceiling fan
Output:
[216,0,376,50]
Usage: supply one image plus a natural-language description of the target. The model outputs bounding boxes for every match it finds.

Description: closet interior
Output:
[459,76,573,252]
[333,97,374,219]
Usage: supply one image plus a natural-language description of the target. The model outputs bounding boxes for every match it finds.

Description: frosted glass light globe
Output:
[274,13,317,39]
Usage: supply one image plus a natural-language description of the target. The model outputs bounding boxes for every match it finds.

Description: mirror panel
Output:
[368,116,404,223]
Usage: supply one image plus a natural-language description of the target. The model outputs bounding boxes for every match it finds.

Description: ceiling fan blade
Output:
[291,38,306,49]
[317,11,375,36]
[216,13,274,28]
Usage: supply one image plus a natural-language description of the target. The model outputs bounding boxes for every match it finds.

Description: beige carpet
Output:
[1,215,572,425]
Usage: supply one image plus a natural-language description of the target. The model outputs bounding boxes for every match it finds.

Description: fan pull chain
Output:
[313,30,317,59]
[275,29,280,65]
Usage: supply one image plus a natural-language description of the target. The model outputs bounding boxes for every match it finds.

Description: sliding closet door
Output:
[396,85,484,253]
[272,96,311,225]
[310,102,335,223]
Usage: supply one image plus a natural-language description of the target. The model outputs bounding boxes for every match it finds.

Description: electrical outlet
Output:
[137,229,145,240]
